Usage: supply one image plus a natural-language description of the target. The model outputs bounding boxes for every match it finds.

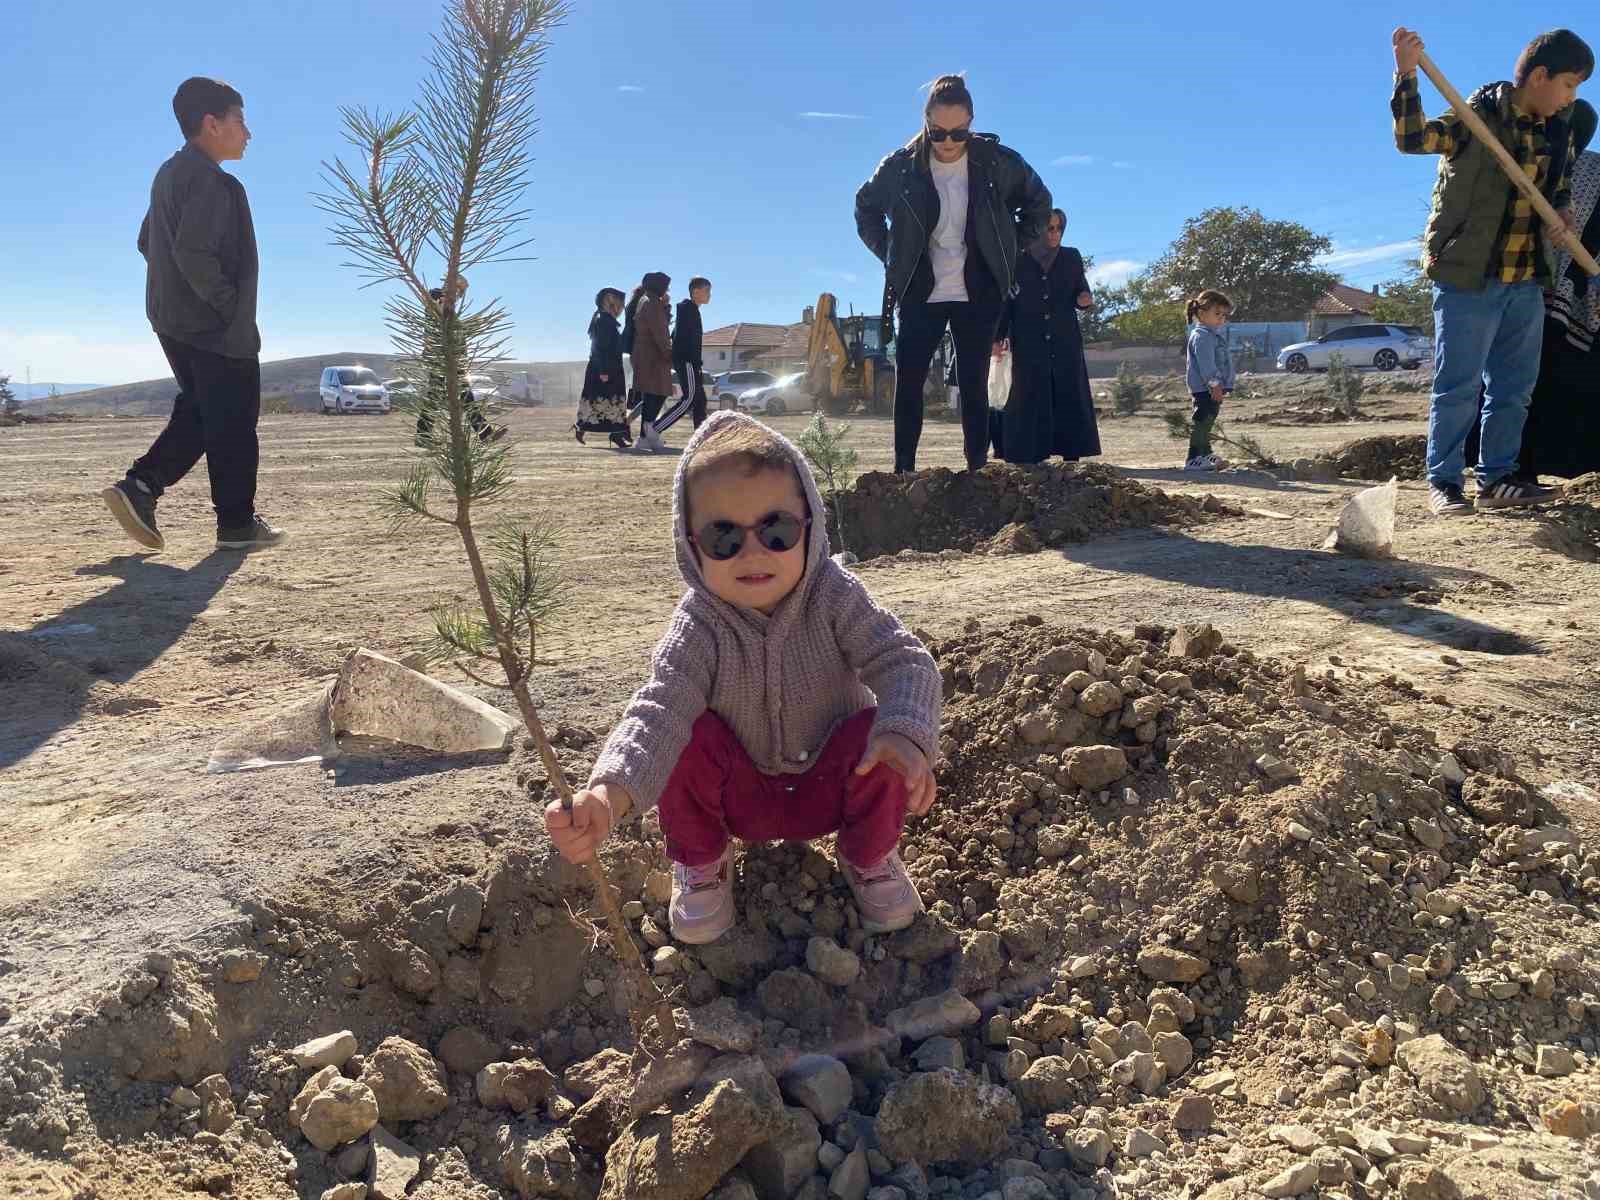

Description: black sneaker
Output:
[101,479,164,550]
[1475,476,1560,509]
[1427,482,1472,517]
[217,515,287,550]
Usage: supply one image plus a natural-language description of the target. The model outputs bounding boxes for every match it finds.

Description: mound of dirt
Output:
[4,619,1597,1200]
[833,463,1241,560]
[1321,435,1429,482]
[1530,473,1600,562]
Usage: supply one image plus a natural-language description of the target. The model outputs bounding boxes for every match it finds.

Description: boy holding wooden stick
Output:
[1391,27,1592,516]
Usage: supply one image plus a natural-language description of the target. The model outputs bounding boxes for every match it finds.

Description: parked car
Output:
[320,366,390,414]
[738,371,807,416]
[1277,324,1431,373]
[711,369,777,410]
[383,377,415,403]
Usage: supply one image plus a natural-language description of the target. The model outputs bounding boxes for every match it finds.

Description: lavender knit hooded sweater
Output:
[587,410,942,812]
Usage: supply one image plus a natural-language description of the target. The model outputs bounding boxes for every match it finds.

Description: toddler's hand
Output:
[856,732,937,817]
[1209,383,1225,404]
[992,339,1009,357]
[544,784,628,864]
[1077,290,1093,309]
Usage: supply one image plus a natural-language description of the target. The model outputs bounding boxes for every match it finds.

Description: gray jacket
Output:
[1185,324,1235,393]
[588,411,942,811]
[138,144,260,359]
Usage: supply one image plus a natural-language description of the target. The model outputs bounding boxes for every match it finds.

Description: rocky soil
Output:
[4,618,1598,1200]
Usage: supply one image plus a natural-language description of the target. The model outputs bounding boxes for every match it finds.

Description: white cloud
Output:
[617,84,645,93]
[1111,160,1135,169]
[1052,154,1095,166]
[800,111,865,120]
[1316,240,1419,270]
[1087,259,1143,289]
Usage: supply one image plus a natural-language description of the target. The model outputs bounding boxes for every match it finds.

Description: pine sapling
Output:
[798,414,858,558]
[316,0,675,1047]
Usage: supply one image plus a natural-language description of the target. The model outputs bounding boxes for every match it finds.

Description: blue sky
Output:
[0,0,1578,383]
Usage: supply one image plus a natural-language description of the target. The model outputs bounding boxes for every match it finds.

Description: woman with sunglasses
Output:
[855,74,1053,473]
[992,208,1101,464]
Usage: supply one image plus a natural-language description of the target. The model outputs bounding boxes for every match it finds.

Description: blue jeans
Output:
[1427,280,1544,488]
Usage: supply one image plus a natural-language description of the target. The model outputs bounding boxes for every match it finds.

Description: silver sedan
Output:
[1277,323,1432,373]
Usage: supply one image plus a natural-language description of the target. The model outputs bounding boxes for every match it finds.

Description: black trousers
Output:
[637,393,666,430]
[1188,390,1222,458]
[128,333,260,528]
[894,299,1000,472]
[673,361,709,430]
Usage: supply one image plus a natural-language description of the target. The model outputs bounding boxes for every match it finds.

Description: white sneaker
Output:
[646,426,668,453]
[1183,454,1227,472]
[840,850,923,933]
[669,849,735,944]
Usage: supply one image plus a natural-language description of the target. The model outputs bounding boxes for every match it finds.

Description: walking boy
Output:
[1391,27,1592,515]
[668,276,712,434]
[102,77,284,552]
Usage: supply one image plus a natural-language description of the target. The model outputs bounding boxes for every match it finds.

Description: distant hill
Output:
[9,383,102,403]
[32,353,586,416]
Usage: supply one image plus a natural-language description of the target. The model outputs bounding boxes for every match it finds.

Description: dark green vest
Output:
[1422,84,1570,290]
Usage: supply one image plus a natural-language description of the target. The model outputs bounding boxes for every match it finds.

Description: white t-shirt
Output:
[928,153,970,302]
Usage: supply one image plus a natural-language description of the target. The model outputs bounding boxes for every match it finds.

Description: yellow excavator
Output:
[804,293,895,416]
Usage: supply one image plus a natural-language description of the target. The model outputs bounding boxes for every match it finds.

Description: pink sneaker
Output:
[841,850,923,933]
[669,849,735,944]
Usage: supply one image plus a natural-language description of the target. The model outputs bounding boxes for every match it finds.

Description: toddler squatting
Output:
[544,411,943,943]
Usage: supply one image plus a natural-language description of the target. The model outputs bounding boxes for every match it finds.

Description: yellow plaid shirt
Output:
[1392,73,1573,284]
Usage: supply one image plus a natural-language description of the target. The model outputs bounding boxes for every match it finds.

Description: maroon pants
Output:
[659,708,908,869]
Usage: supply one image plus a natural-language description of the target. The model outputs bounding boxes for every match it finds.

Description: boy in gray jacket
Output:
[545,412,942,943]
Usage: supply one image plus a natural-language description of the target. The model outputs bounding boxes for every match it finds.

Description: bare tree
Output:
[315,0,675,1046]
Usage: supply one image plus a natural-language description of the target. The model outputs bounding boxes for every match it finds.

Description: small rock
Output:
[884,990,981,1041]
[806,938,861,988]
[829,1144,868,1200]
[1536,1045,1576,1077]
[1152,1032,1193,1078]
[683,998,763,1054]
[300,1077,380,1151]
[477,1058,558,1114]
[367,1125,420,1200]
[1269,1125,1321,1154]
[875,1069,1021,1166]
[912,1037,965,1072]
[437,1026,499,1076]
[292,1031,359,1071]
[1262,1161,1320,1198]
[1111,1051,1165,1095]
[1172,1094,1215,1131]
[1066,1129,1111,1169]
[1287,821,1315,843]
[1064,745,1128,789]
[1168,623,1223,659]
[1124,1129,1166,1158]
[1256,754,1297,782]
[740,1105,820,1200]
[1394,1035,1484,1115]
[219,950,265,984]
[781,1056,852,1125]
[1137,947,1209,983]
[1408,817,1445,850]
[1016,1056,1076,1114]
[169,1086,202,1110]
[1541,1099,1590,1138]
[359,1037,449,1122]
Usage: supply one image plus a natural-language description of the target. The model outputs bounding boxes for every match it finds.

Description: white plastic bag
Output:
[988,349,1011,408]
[1322,477,1398,559]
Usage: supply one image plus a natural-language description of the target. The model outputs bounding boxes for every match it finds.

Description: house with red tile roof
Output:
[1307,282,1382,338]
[702,322,791,373]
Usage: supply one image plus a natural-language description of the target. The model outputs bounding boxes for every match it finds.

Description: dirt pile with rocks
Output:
[832,464,1240,560]
[1282,436,1429,483]
[1530,473,1600,563]
[3,619,1599,1200]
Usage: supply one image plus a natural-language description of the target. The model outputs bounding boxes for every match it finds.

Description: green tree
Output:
[1112,300,1188,346]
[797,414,858,558]
[1370,263,1434,337]
[0,374,18,417]
[1140,206,1338,320]
[317,0,675,1047]
[1079,281,1132,344]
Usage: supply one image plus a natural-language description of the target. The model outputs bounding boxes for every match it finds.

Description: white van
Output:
[319,366,390,414]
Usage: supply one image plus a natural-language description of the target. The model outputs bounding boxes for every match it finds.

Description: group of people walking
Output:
[575,273,712,453]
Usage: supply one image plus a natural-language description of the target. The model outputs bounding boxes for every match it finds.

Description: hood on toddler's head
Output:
[669,411,831,623]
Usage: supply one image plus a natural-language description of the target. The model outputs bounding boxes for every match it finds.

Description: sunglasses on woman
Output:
[926,125,972,143]
[690,511,810,561]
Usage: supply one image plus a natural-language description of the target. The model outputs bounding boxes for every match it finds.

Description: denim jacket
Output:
[1185,324,1236,393]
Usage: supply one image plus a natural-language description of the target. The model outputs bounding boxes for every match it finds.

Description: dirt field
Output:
[2,382,1598,1199]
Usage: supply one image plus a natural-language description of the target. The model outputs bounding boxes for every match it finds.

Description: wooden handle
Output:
[1415,52,1599,277]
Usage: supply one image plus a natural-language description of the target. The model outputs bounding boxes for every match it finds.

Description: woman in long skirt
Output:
[993,208,1100,464]
[575,287,631,449]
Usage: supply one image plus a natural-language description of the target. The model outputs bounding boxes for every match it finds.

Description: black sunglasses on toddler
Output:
[691,511,810,561]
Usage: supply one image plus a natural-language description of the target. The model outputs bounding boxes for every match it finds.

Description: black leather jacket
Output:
[854,133,1051,305]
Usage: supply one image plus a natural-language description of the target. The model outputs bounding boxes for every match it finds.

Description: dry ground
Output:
[1,382,1598,1196]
